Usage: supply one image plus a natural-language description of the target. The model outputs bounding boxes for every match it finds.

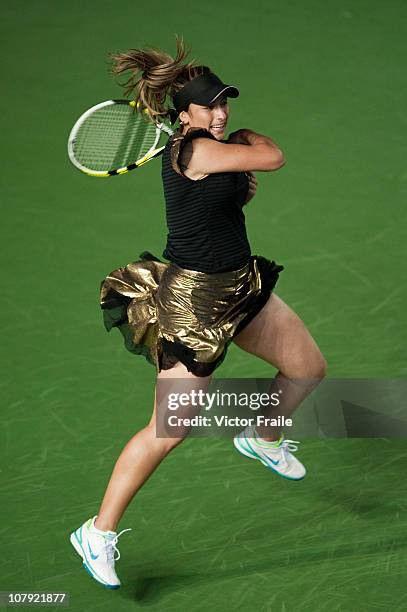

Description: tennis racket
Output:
[68,100,174,177]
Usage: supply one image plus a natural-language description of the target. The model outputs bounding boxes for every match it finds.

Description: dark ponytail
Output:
[110,36,207,122]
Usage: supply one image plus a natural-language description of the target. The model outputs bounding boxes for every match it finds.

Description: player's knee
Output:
[311,351,327,380]
[320,354,328,378]
[285,347,327,381]
[306,349,327,381]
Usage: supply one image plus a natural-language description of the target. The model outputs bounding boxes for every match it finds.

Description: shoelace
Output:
[282,439,300,452]
[105,528,132,565]
[280,439,300,464]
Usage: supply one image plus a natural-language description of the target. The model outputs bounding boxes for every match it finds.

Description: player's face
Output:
[180,98,229,140]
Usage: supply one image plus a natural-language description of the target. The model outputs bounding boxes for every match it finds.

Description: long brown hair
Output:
[110,37,208,122]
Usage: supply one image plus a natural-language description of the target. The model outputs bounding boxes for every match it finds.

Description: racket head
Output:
[68,100,172,177]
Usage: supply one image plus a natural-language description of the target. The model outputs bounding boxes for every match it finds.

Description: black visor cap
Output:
[173,71,239,113]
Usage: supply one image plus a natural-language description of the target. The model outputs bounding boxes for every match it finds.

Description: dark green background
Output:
[2,1,406,610]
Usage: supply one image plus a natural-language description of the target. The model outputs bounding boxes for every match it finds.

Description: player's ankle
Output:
[254,428,284,447]
[94,516,116,533]
[254,427,282,442]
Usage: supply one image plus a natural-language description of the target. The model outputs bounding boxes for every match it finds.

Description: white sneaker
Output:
[70,516,131,589]
[233,425,306,480]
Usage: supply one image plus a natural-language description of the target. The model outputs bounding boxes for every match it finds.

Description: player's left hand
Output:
[244,171,257,205]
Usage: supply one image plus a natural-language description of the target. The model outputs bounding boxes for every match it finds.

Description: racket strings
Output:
[73,105,159,171]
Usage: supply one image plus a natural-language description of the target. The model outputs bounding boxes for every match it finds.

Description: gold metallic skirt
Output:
[100,252,284,377]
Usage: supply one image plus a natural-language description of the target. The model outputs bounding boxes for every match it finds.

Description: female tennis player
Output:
[70,39,327,589]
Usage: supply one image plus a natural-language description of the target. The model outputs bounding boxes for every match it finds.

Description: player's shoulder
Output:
[170,127,218,147]
[169,128,225,175]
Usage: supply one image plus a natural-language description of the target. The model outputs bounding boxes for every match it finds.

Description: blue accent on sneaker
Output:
[74,531,84,554]
[238,434,280,465]
[88,542,99,561]
[246,437,280,465]
[273,470,305,481]
[73,528,116,587]
[82,562,119,590]
[234,433,305,481]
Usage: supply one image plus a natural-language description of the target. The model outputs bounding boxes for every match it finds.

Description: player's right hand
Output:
[226,129,250,145]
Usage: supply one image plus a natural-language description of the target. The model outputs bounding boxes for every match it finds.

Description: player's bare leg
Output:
[234,292,327,439]
[94,361,212,532]
[70,361,212,588]
[232,292,326,480]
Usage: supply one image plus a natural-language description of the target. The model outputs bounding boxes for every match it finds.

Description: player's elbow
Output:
[266,148,285,171]
[254,144,285,171]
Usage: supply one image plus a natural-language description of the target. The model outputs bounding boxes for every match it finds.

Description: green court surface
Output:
[1,1,407,610]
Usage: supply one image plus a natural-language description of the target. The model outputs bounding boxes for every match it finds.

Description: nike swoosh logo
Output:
[246,437,280,465]
[88,542,99,560]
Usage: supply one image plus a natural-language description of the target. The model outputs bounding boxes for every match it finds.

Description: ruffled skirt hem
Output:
[100,252,283,377]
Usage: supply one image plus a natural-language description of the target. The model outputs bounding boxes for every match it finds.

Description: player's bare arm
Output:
[187,129,285,174]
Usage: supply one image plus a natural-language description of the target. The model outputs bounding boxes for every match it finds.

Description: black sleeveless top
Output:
[161,128,252,273]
